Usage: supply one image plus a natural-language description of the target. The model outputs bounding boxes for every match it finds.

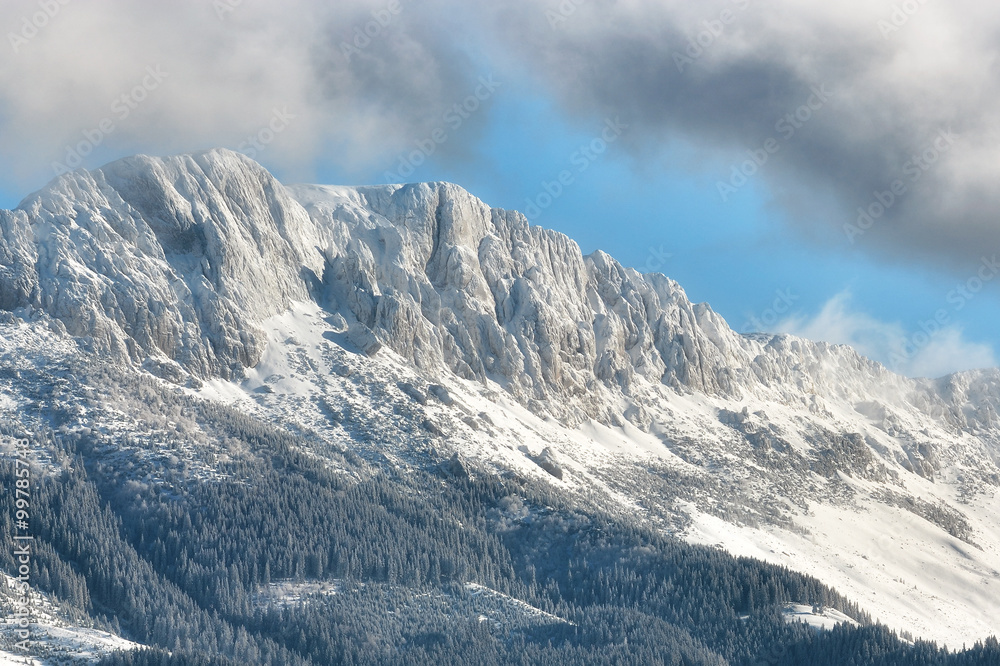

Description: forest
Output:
[1,374,998,665]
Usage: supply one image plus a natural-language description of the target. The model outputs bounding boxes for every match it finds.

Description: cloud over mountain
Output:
[3,0,1000,277]
[486,0,1000,272]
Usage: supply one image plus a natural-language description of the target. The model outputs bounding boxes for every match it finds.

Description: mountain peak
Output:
[1,150,998,430]
[4,151,1000,648]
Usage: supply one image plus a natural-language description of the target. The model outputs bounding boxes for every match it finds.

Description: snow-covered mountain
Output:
[2,148,999,653]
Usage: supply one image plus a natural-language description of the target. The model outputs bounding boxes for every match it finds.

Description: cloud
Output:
[0,0,490,189]
[775,291,997,378]
[4,0,1000,282]
[482,0,1000,273]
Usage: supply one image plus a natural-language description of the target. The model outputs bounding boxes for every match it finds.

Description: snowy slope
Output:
[2,149,1000,649]
[782,603,859,631]
[184,298,1000,648]
[0,573,144,664]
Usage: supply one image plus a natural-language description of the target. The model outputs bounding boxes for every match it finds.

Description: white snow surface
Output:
[3,149,1000,650]
[782,603,859,631]
[0,573,144,664]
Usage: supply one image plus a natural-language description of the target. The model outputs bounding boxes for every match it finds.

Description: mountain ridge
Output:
[3,148,999,434]
[3,149,1000,648]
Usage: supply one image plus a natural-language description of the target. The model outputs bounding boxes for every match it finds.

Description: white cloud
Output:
[4,0,1000,280]
[775,291,997,378]
[0,0,483,188]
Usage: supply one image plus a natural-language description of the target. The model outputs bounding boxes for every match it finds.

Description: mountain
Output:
[1,149,999,664]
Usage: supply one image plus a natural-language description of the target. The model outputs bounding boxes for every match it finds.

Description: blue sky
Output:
[2,0,999,378]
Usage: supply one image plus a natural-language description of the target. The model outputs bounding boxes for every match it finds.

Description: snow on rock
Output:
[4,149,1000,438]
[4,150,314,379]
[4,149,1000,649]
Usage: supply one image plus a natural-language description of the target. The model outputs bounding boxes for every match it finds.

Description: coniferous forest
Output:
[1,380,999,666]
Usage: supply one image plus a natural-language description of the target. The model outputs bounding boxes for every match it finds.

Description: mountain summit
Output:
[2,149,1000,649]
[4,149,999,429]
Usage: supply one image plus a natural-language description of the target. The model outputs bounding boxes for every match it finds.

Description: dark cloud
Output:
[482,0,1000,272]
[2,0,998,278]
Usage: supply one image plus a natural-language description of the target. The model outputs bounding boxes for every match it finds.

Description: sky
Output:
[1,0,999,378]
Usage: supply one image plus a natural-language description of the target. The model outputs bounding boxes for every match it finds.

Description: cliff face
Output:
[1,151,310,378]
[1,148,998,431]
[4,149,1000,648]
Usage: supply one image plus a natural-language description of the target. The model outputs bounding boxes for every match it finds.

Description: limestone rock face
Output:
[3,150,314,378]
[2,148,999,432]
[5,149,1000,652]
